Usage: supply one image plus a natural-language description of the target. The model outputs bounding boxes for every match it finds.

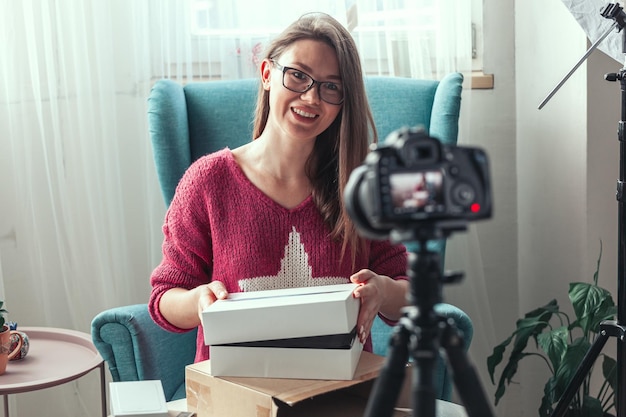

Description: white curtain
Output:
[0,1,473,415]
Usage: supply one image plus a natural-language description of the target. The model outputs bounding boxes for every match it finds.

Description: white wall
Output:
[517,1,588,415]
[442,0,520,414]
[443,1,622,416]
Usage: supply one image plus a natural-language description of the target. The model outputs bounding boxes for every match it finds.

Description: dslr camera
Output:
[344,126,492,240]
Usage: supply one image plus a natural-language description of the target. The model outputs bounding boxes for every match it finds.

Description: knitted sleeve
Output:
[368,239,409,327]
[369,240,409,282]
[148,155,216,333]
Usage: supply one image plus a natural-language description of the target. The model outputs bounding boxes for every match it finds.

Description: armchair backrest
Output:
[148,74,463,207]
[145,73,466,401]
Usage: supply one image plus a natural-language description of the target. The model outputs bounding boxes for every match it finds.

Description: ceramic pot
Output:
[0,326,23,374]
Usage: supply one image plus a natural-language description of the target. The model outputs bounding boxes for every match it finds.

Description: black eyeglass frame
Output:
[270,59,344,105]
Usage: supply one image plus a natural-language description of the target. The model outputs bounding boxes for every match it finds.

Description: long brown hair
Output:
[252,13,377,264]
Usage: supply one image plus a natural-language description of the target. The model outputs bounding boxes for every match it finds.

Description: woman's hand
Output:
[350,270,409,344]
[350,269,386,344]
[196,281,229,322]
[160,281,229,330]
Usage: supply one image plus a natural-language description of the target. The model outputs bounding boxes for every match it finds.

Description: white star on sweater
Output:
[238,226,346,292]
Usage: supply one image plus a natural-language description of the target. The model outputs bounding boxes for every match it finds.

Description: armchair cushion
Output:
[370,303,474,401]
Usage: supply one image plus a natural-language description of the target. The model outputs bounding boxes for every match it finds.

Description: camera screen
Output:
[389,170,444,213]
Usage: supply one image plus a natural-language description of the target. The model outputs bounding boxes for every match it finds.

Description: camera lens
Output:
[451,183,475,207]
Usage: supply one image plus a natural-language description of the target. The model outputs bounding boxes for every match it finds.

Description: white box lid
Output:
[202,283,359,345]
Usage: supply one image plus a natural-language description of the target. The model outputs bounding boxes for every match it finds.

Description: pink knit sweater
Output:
[149,148,409,362]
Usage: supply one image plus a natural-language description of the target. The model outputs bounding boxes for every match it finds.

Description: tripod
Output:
[363,226,496,417]
[543,4,626,417]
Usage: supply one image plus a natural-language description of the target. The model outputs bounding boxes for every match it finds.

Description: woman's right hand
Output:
[196,281,229,322]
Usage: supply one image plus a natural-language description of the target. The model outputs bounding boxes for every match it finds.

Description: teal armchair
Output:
[91,73,472,403]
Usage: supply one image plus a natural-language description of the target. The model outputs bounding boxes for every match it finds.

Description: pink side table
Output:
[0,327,106,417]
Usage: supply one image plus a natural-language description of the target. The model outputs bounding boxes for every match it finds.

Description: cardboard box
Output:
[209,332,363,379]
[201,283,359,345]
[185,351,410,417]
[110,380,168,417]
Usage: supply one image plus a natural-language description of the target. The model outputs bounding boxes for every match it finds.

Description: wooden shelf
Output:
[471,71,494,89]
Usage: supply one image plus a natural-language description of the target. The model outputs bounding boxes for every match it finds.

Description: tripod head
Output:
[390,223,468,307]
[539,2,626,109]
[601,3,626,32]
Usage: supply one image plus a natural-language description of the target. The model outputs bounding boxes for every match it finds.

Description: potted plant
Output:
[487,243,617,417]
[0,300,7,330]
[0,301,24,374]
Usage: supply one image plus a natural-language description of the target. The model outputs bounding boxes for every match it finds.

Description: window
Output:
[151,0,481,83]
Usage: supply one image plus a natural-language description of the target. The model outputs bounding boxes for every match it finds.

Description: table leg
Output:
[99,362,106,417]
[3,394,8,417]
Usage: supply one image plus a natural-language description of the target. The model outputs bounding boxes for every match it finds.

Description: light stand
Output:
[539,3,626,416]
[362,226,496,417]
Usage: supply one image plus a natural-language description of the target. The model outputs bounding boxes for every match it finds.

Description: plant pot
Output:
[0,325,23,375]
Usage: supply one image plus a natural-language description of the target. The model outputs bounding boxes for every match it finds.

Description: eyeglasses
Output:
[271,60,344,105]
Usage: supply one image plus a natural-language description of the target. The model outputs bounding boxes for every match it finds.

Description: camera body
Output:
[344,126,492,240]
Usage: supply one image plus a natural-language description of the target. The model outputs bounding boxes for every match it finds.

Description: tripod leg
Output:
[411,313,440,417]
[363,318,411,417]
[441,317,496,417]
[550,323,611,417]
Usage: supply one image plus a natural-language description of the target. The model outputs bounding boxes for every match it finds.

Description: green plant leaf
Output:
[0,300,8,329]
[488,300,559,376]
[540,376,557,417]
[569,282,616,335]
[602,354,617,394]
[488,300,560,405]
[537,326,568,371]
[552,337,591,400]
[487,337,512,383]
[493,352,533,405]
[592,240,602,287]
[581,395,604,417]
[513,300,560,349]
[487,300,559,380]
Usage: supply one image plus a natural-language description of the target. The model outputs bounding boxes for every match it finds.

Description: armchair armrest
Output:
[91,303,196,401]
[370,302,473,401]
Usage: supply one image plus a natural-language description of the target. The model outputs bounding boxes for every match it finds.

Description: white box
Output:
[201,283,359,345]
[109,380,168,417]
[209,333,363,379]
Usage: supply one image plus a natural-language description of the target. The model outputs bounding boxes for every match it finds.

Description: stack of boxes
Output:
[200,283,363,380]
[186,283,396,416]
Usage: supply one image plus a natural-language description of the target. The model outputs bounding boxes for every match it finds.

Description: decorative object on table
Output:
[487,243,617,417]
[0,302,23,375]
[7,322,28,361]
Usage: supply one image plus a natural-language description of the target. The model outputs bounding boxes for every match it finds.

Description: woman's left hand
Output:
[350,269,386,344]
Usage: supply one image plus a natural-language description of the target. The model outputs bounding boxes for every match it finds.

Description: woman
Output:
[149,12,410,363]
